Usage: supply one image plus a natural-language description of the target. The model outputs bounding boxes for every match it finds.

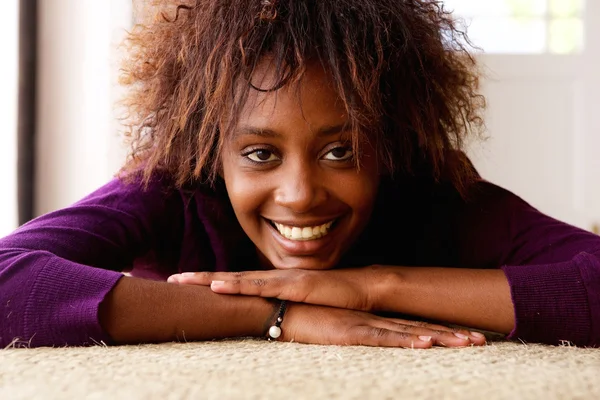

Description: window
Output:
[443,0,585,54]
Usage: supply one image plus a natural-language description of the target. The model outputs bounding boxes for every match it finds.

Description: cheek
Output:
[339,170,380,213]
[352,186,378,217]
[222,162,268,217]
[342,145,381,212]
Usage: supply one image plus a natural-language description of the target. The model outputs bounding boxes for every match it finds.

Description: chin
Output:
[269,254,340,270]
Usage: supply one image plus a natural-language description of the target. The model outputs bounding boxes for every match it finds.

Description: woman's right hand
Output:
[279,302,487,348]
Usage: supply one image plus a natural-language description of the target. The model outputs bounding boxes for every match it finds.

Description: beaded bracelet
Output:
[267,300,288,341]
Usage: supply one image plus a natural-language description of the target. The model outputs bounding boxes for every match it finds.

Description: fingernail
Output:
[418,336,432,342]
[181,272,196,277]
[454,332,469,340]
[211,280,225,287]
[167,275,180,283]
[470,331,485,339]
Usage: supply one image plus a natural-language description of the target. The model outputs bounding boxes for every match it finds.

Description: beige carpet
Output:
[1,339,599,399]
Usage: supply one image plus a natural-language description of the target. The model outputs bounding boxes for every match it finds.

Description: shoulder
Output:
[376,175,534,267]
[23,172,197,236]
[72,172,221,214]
[378,172,518,216]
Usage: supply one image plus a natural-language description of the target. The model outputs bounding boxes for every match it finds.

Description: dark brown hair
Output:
[120,0,485,197]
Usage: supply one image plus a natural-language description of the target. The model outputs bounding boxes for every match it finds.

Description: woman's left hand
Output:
[167,266,396,312]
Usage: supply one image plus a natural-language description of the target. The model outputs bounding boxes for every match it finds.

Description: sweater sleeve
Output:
[452,180,600,346]
[0,177,183,347]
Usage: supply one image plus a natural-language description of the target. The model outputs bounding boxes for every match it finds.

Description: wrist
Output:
[370,265,407,312]
[245,296,281,338]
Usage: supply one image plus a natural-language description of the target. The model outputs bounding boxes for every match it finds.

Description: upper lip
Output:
[264,217,338,227]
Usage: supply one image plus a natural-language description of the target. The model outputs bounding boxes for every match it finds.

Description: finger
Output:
[345,326,434,349]
[210,273,317,303]
[167,272,214,285]
[378,317,455,331]
[168,271,251,285]
[172,270,333,307]
[209,278,287,300]
[370,321,476,347]
[378,318,486,345]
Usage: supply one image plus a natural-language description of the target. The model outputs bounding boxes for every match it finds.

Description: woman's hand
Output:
[278,302,486,348]
[168,266,391,311]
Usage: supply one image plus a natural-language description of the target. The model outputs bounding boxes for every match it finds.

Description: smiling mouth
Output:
[267,220,336,241]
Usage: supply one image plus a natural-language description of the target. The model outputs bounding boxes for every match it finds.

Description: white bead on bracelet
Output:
[267,301,287,341]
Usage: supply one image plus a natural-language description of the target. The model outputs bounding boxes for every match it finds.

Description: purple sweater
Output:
[1,175,599,348]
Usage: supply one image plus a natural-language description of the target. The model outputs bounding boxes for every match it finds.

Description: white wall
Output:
[466,4,600,232]
[36,0,131,216]
[581,1,600,229]
[0,0,19,237]
[468,55,586,227]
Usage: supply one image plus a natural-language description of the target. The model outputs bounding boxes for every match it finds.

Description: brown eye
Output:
[246,149,279,163]
[323,147,353,161]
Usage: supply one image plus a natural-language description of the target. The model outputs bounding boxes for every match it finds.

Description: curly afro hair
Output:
[120,0,485,198]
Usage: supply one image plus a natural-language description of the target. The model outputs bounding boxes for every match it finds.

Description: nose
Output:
[273,162,327,213]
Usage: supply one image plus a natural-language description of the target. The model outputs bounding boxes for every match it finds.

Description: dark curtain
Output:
[17,0,37,225]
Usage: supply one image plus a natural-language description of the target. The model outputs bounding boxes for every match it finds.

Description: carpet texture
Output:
[1,339,599,399]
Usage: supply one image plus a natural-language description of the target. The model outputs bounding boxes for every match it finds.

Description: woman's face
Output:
[221,62,380,270]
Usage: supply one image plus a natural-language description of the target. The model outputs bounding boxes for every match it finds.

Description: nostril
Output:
[273,183,326,213]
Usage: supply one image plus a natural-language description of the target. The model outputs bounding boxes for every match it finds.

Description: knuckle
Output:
[251,278,268,287]
[232,272,245,278]
[294,270,311,283]
[347,327,384,344]
[369,327,388,338]
[346,326,416,346]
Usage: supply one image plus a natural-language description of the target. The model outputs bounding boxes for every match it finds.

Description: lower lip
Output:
[265,219,338,256]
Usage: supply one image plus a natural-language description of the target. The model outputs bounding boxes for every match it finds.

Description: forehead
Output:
[237,60,348,129]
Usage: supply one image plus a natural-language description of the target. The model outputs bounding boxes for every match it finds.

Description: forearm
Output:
[99,276,277,344]
[379,267,514,334]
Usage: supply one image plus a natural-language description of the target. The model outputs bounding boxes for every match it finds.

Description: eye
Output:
[322,146,353,161]
[245,149,280,163]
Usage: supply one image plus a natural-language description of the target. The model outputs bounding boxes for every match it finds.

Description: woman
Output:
[1,0,598,348]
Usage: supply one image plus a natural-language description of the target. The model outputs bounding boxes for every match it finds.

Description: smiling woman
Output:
[221,61,380,270]
[1,0,600,350]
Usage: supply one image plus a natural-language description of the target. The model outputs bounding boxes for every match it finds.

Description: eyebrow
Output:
[234,123,350,138]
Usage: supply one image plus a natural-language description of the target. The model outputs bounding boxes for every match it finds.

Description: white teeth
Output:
[273,220,335,241]
[301,227,312,238]
[291,227,302,239]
